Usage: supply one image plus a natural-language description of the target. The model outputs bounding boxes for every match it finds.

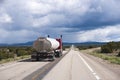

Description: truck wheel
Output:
[58,51,62,57]
[36,56,39,61]
[58,52,61,57]
[51,54,55,61]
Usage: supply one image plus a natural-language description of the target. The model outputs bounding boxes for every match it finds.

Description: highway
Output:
[0,47,120,80]
[42,46,120,80]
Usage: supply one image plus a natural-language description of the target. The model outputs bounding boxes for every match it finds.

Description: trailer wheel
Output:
[36,57,39,61]
[50,54,55,61]
[36,54,39,61]
[58,52,61,57]
[58,51,62,57]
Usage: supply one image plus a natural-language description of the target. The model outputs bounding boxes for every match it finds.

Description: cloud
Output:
[77,25,120,42]
[81,0,120,29]
[0,8,12,24]
[28,0,120,30]
[1,0,120,30]
[0,29,40,43]
[0,0,3,3]
[0,0,120,43]
[0,13,12,23]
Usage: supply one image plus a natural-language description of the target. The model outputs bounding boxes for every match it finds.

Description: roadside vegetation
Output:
[63,45,70,50]
[0,46,33,64]
[77,45,99,50]
[79,41,120,65]
[101,41,120,56]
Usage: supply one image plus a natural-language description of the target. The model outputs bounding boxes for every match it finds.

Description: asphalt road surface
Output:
[0,51,67,80]
[0,47,120,80]
[42,46,120,80]
[0,59,49,80]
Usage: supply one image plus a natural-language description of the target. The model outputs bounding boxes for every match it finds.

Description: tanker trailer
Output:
[31,37,62,61]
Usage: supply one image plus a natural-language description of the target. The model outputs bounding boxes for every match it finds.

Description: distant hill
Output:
[0,43,9,46]
[0,41,34,47]
[63,42,106,46]
[13,41,34,46]
[0,41,106,47]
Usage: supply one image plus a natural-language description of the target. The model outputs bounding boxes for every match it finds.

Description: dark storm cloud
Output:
[0,0,3,3]
[1,0,120,31]
[55,0,120,31]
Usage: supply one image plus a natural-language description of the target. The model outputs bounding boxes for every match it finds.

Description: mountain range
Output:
[0,41,106,46]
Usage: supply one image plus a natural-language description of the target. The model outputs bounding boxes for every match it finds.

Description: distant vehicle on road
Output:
[31,36,63,61]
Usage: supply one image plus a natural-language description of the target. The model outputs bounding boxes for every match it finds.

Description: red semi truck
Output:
[31,36,62,61]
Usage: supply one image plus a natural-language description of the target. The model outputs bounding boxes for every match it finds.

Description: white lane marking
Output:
[77,53,101,80]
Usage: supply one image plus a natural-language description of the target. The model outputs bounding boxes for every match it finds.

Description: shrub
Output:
[101,45,112,53]
[101,41,120,53]
[117,52,120,57]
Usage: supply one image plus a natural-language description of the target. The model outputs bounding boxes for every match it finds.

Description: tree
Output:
[101,41,120,53]
[101,45,112,53]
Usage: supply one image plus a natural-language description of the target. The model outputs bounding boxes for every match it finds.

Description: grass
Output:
[0,55,30,64]
[81,48,120,65]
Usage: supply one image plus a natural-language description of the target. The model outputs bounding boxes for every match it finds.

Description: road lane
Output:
[42,49,98,80]
[71,50,97,80]
[42,49,73,80]
[0,61,49,80]
[23,51,68,80]
[77,53,100,80]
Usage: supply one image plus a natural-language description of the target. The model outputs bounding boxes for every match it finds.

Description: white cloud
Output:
[77,25,120,42]
[26,0,53,15]
[0,8,12,24]
[24,0,91,28]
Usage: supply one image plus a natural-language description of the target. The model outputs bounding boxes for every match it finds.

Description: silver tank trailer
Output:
[33,37,60,52]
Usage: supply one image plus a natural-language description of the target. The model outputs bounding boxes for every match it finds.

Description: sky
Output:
[0,0,120,43]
